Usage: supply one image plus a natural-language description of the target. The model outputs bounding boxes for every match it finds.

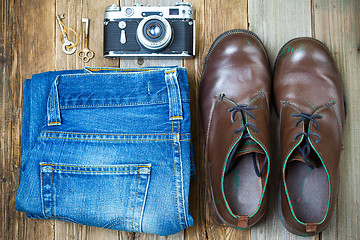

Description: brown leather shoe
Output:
[273,38,346,235]
[200,29,272,228]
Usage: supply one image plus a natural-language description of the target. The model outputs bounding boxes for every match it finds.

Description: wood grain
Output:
[184,0,250,240]
[183,1,205,239]
[313,1,360,239]
[1,0,57,239]
[55,0,119,70]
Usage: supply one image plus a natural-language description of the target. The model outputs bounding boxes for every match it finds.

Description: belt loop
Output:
[47,77,61,126]
[165,68,183,121]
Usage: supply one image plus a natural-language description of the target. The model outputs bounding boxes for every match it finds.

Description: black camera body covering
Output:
[104,3,195,57]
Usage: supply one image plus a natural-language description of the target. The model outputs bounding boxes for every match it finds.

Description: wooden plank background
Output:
[1,0,359,239]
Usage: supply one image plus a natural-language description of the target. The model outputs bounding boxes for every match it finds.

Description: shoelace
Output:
[291,112,322,169]
[227,104,267,177]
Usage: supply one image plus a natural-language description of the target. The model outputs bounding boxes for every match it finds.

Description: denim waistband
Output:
[47,67,190,126]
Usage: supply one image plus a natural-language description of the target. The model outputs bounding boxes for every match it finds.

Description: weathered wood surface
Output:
[184,0,249,240]
[1,0,359,239]
[314,1,360,240]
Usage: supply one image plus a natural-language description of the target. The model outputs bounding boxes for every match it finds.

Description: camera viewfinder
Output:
[169,9,179,15]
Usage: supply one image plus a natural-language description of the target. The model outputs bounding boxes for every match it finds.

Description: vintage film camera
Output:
[104,2,195,57]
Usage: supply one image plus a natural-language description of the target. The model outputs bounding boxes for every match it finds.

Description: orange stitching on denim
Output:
[41,130,190,136]
[40,136,190,142]
[42,163,55,166]
[52,169,142,173]
[48,122,60,125]
[59,100,168,108]
[165,70,176,73]
[59,99,191,109]
[83,67,185,73]
[48,163,150,168]
[138,165,151,168]
[171,116,182,119]
[39,136,174,142]
[60,71,163,78]
[86,68,154,72]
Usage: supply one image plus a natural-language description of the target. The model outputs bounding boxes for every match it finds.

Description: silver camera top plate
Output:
[105,2,193,20]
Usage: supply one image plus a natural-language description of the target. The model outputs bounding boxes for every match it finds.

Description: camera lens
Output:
[148,25,161,38]
[144,19,165,41]
[137,16,172,51]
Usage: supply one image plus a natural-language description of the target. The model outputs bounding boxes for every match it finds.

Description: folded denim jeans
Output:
[15,67,194,236]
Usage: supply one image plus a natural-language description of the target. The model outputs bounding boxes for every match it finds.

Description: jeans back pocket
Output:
[40,162,151,232]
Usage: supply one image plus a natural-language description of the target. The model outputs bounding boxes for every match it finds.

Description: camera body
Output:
[104,2,195,57]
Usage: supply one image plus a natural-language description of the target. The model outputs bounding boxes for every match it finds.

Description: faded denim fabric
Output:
[15,67,194,236]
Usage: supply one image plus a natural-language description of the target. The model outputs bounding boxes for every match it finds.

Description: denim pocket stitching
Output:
[41,163,151,231]
[48,163,151,169]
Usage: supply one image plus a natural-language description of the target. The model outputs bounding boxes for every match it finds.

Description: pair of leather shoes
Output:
[199,29,346,235]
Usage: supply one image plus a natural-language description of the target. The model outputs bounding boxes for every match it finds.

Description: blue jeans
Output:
[15,67,194,236]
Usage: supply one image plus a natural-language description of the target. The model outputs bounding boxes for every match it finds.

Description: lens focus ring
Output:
[137,16,172,51]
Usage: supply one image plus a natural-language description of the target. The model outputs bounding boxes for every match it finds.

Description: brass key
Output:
[78,18,94,62]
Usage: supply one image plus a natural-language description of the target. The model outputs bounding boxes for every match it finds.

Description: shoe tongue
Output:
[288,149,319,168]
[233,137,264,158]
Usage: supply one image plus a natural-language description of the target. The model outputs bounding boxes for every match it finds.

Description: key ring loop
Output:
[59,22,79,48]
